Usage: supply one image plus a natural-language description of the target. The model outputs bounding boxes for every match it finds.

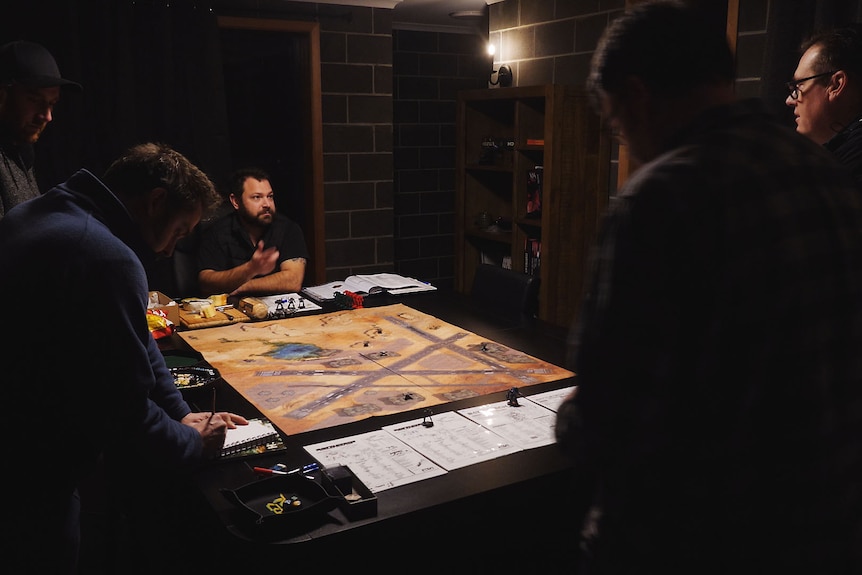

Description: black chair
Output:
[470,263,539,325]
[145,228,202,299]
[147,203,233,299]
[171,230,202,298]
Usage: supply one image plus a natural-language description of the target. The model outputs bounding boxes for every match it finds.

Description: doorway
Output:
[217,17,325,285]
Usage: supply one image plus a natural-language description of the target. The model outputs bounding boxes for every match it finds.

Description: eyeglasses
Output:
[785,70,837,100]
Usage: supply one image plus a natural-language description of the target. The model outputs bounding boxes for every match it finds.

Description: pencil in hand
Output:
[206,386,216,425]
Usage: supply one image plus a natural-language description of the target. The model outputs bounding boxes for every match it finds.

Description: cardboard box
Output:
[148,291,180,325]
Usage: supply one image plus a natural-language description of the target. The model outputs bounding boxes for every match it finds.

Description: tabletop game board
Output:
[179,304,574,435]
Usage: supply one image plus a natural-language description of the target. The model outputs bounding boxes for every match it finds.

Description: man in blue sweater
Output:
[0,142,248,574]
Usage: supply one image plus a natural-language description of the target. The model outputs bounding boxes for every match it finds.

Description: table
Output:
[152,291,582,571]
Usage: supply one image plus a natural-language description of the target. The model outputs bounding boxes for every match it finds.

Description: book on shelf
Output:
[221,417,286,460]
[526,166,543,218]
[525,238,541,277]
[302,273,437,301]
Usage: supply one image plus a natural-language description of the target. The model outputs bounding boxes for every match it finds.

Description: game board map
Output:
[179,303,575,437]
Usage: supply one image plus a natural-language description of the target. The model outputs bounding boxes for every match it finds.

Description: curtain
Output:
[1,0,231,190]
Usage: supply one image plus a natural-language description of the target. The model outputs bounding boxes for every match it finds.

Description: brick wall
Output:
[209,1,396,283]
[488,0,625,89]
[392,30,488,290]
[213,0,781,285]
[317,5,396,281]
[735,0,770,100]
[487,0,625,193]
[208,1,488,289]
[487,0,772,194]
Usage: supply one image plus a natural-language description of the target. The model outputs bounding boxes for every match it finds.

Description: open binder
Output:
[221,417,286,459]
[303,273,436,301]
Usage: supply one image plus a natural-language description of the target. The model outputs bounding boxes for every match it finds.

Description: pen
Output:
[252,466,289,476]
[287,462,321,475]
[206,386,216,425]
[253,462,320,477]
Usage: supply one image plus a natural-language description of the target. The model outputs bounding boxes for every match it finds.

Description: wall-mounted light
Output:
[490,64,512,87]
[487,41,511,87]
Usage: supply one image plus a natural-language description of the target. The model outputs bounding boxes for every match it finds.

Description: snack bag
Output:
[146,308,175,339]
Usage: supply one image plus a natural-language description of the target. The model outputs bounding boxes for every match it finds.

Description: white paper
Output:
[223,418,278,449]
[524,385,577,412]
[302,273,436,300]
[458,399,558,449]
[303,429,447,493]
[382,411,521,470]
[355,273,436,295]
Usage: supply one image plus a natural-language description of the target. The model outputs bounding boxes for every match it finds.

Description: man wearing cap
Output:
[0,40,81,219]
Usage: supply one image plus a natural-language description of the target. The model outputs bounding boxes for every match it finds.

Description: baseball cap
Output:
[0,40,81,90]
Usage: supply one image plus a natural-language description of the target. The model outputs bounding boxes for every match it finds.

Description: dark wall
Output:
[1,0,399,287]
[392,29,488,291]
[1,1,231,192]
[488,0,862,194]
[10,0,852,292]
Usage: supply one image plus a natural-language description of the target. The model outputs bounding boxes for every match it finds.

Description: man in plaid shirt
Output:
[555,2,862,574]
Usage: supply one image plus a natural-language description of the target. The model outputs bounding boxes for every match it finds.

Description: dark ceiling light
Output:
[449,10,485,19]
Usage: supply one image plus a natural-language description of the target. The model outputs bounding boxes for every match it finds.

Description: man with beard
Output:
[197,167,308,296]
[0,40,81,219]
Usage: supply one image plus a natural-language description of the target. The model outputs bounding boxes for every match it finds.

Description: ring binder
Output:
[221,417,285,459]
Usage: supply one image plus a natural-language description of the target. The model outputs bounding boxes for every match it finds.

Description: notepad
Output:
[221,417,285,458]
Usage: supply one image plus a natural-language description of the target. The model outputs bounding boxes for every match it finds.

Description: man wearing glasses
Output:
[786,23,862,188]
[555,2,862,573]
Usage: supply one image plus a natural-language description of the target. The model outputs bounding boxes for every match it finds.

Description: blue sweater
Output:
[0,169,202,493]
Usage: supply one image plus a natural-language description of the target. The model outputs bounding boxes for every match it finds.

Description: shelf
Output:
[465,163,514,173]
[464,228,513,243]
[516,217,542,228]
[455,84,611,328]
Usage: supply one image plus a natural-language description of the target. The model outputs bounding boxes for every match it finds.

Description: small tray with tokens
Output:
[220,474,340,535]
[168,365,220,390]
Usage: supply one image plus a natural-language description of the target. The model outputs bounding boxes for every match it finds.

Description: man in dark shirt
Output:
[555,2,862,573]
[197,167,308,296]
[786,23,862,189]
[0,40,81,219]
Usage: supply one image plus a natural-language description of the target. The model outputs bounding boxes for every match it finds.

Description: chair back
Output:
[470,263,539,324]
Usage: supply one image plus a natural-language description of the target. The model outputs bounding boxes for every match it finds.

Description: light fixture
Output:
[490,64,512,87]
[450,10,485,19]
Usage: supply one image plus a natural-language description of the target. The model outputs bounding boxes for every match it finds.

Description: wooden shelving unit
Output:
[454,85,611,328]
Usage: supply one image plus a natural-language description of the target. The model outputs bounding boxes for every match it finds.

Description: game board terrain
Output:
[179,304,574,435]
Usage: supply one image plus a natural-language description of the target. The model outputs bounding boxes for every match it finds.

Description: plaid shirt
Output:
[557,99,862,573]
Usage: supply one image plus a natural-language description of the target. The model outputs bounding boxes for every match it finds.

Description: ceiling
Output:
[392,0,493,34]
[296,0,495,35]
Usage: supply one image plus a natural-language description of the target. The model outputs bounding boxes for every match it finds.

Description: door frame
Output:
[217,16,326,285]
